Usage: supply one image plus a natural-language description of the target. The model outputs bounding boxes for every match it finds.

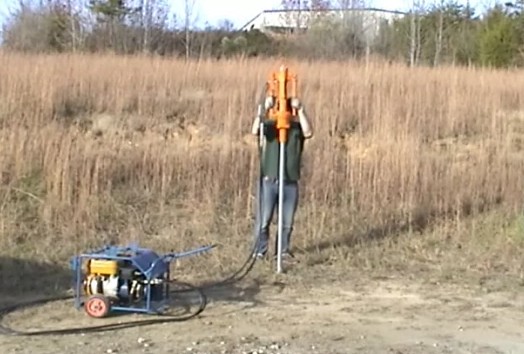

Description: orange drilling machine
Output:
[263,65,298,273]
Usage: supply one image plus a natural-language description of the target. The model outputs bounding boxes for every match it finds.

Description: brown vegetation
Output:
[1,52,524,281]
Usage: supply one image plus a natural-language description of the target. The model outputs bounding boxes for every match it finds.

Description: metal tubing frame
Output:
[276,141,285,273]
[72,244,214,315]
[73,254,167,314]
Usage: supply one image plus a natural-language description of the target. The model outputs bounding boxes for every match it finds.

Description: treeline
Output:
[2,1,524,68]
[387,1,524,68]
[0,0,280,57]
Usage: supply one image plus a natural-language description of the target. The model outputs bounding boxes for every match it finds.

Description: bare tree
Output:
[409,1,416,66]
[139,0,169,53]
[335,0,365,9]
[434,0,444,66]
[182,0,199,59]
[62,0,91,51]
[334,0,367,57]
[2,0,88,52]
[217,18,234,31]
[280,0,310,33]
[409,0,426,67]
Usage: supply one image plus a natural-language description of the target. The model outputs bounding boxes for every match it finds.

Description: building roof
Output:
[240,7,407,32]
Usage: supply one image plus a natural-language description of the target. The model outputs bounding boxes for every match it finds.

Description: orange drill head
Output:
[266,65,298,143]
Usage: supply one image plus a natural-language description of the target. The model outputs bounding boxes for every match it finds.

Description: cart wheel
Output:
[85,295,111,318]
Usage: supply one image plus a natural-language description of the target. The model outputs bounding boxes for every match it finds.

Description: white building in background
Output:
[240,7,406,42]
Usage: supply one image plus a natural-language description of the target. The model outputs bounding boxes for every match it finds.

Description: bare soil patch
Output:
[1,263,523,354]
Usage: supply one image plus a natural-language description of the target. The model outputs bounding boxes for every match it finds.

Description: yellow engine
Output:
[83,259,120,298]
[87,259,118,276]
[82,258,145,302]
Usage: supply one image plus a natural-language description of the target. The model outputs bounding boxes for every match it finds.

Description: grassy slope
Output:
[0,52,523,289]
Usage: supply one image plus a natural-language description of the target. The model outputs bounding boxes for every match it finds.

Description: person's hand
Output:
[264,96,274,110]
[291,97,302,110]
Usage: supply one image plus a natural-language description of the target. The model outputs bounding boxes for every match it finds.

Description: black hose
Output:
[0,176,261,337]
[195,82,267,290]
[0,281,207,336]
[181,83,267,291]
[0,247,260,337]
[0,84,269,337]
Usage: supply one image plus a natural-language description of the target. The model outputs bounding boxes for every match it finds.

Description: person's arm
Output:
[291,98,313,139]
[298,108,313,139]
[251,115,261,136]
[251,96,275,136]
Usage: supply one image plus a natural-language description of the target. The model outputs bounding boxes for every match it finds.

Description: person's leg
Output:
[274,181,299,256]
[254,178,278,256]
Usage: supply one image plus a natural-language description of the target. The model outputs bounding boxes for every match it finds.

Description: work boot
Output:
[253,251,267,260]
[274,251,297,264]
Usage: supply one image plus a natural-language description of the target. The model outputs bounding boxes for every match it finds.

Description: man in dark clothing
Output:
[251,96,313,261]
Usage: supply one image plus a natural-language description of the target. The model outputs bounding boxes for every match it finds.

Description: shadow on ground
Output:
[0,255,264,307]
[197,278,264,308]
[0,256,71,304]
[303,217,429,255]
[302,199,504,257]
[165,276,264,315]
[0,256,264,335]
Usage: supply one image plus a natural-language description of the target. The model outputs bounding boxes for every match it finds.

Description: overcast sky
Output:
[0,0,496,30]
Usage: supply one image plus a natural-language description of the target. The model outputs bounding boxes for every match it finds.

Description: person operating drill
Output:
[251,95,313,262]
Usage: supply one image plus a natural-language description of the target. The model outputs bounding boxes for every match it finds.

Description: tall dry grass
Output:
[1,52,524,277]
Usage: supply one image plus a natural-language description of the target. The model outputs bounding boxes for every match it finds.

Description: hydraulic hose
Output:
[0,83,269,337]
[0,281,207,336]
[189,82,267,290]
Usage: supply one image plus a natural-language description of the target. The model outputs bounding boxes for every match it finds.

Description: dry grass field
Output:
[1,52,524,353]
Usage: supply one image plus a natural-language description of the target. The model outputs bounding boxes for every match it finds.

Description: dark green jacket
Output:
[259,119,305,182]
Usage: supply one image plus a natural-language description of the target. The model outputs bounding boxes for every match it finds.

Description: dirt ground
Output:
[0,261,523,354]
